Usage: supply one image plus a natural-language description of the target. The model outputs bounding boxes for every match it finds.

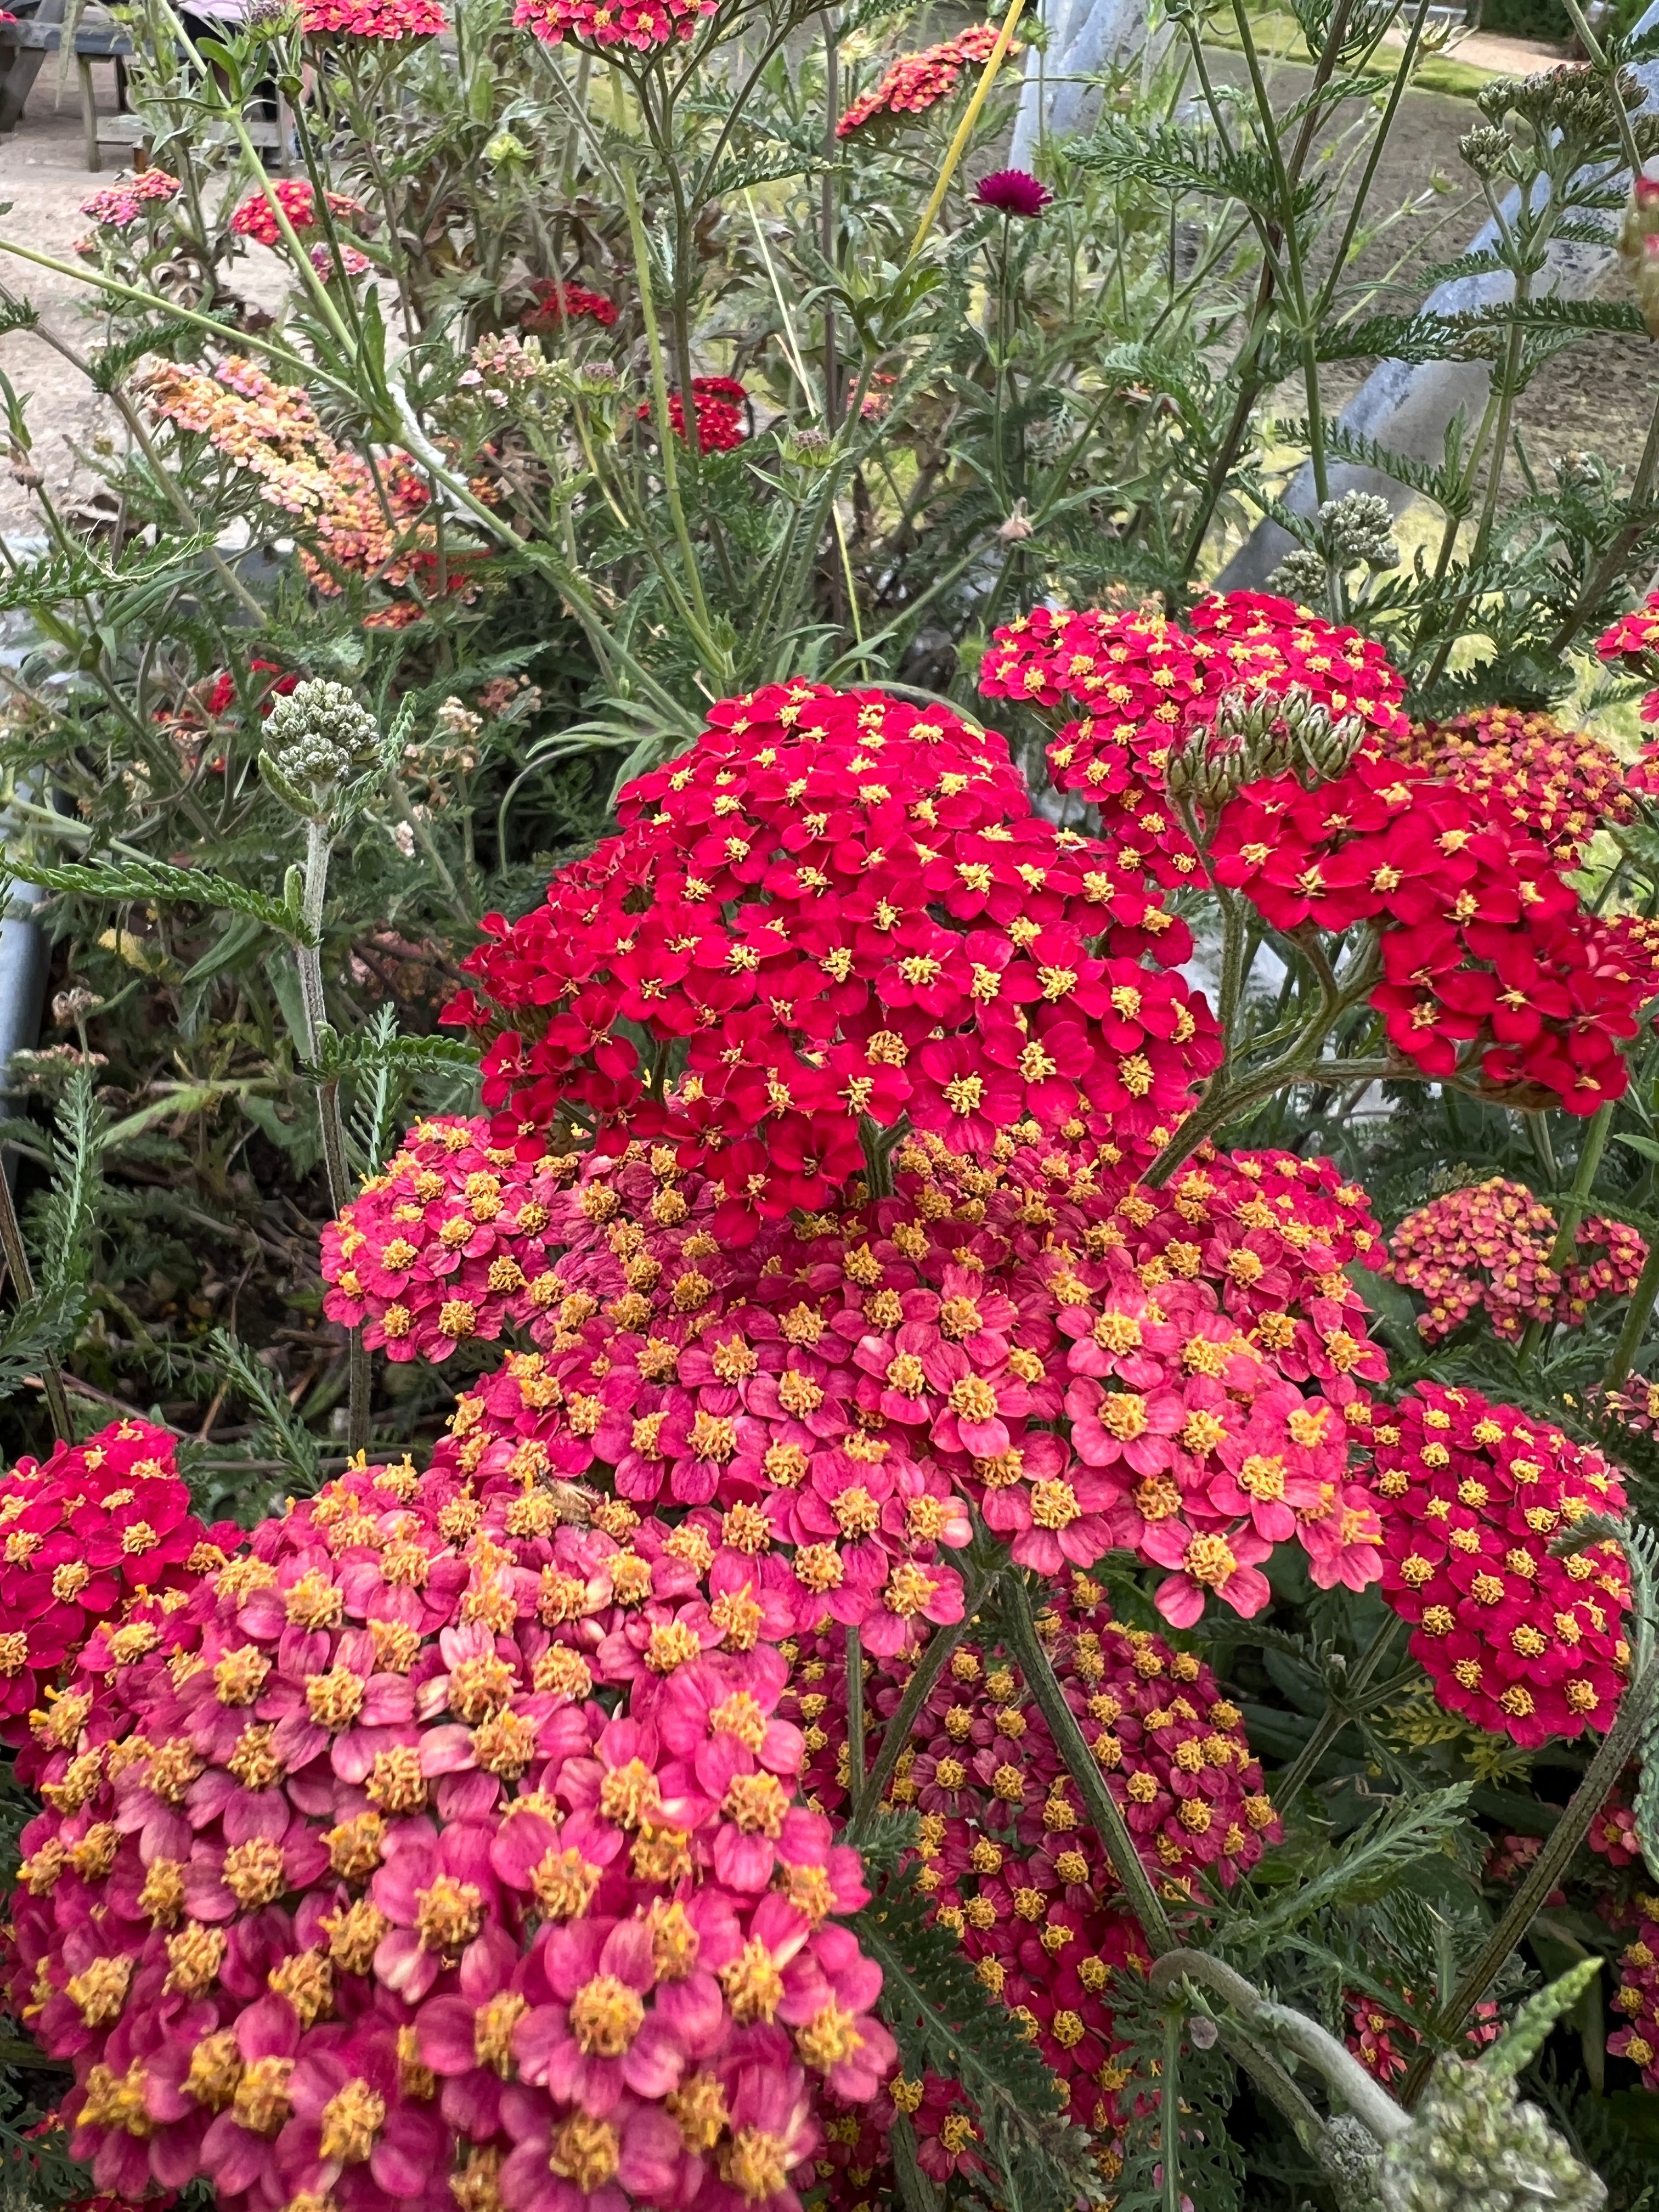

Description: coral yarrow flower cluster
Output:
[10,1446,895,2212]
[512,0,712,53]
[444,683,1218,1235]
[1385,1175,1646,1343]
[229,178,368,247]
[1371,1384,1631,1746]
[1389,704,1637,867]
[836,24,1005,136]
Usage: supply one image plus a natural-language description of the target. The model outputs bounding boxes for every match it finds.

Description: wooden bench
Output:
[0,3,289,169]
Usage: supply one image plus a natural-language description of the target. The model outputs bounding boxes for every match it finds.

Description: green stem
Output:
[1274,1615,1403,1810]
[1519,1102,1613,1359]
[294,818,368,1453]
[1399,1647,1659,2108]
[849,1559,1003,1839]
[846,1625,866,1810]
[1161,2008,1183,2212]
[1148,1949,1408,2146]
[997,1571,1175,1952]
[0,1147,72,1441]
[620,163,718,664]
[1609,1232,1659,1386]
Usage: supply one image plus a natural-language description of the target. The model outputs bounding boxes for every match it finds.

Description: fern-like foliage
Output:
[854,1864,1104,2210]
[22,856,315,945]
[206,1327,323,1492]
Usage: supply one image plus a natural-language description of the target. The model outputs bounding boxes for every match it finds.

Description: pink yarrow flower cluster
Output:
[321,1118,582,1362]
[443,684,1218,1236]
[8,1449,895,2212]
[1371,1384,1632,1746]
[0,1419,234,1745]
[79,168,180,229]
[513,0,712,52]
[1385,1175,1647,1343]
[321,1124,1387,1634]
[300,0,447,32]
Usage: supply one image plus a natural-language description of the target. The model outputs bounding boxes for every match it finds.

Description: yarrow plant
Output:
[12,0,1659,2189]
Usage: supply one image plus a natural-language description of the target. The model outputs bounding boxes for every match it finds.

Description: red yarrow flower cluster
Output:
[1372,1384,1632,1746]
[639,378,749,455]
[980,595,1407,892]
[1597,592,1659,726]
[229,179,368,246]
[80,168,180,228]
[320,1117,583,1362]
[1211,742,1650,1114]
[1389,705,1637,867]
[300,0,446,31]
[836,25,1004,136]
[1385,1175,1647,1344]
[1611,1917,1659,2087]
[8,1450,895,2212]
[514,0,712,52]
[521,281,618,333]
[443,684,1217,1234]
[0,1420,233,1747]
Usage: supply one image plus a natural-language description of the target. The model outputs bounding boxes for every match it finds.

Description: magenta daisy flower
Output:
[973,168,1052,216]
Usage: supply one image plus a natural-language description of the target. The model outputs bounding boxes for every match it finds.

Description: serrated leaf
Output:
[308,1026,478,1081]
[1238,1785,1472,1945]
[1070,117,1319,222]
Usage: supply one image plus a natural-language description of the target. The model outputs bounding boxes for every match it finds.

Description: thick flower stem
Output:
[1148,1950,1410,2146]
[906,0,1027,262]
[846,1626,867,1808]
[1519,1101,1613,1361]
[1398,1647,1659,2107]
[0,1155,72,1442]
[997,1571,1175,1952]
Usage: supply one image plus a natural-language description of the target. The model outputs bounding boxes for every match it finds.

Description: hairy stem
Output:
[1149,1950,1410,2146]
